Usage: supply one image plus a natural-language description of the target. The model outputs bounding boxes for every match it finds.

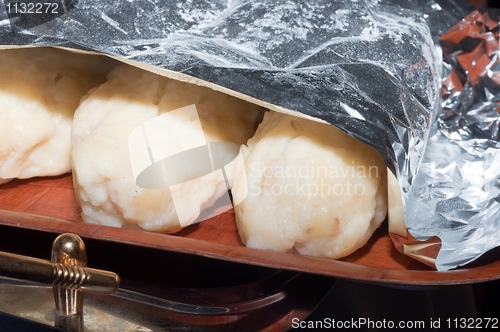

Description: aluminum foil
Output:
[404,8,500,270]
[0,0,490,271]
[440,9,500,141]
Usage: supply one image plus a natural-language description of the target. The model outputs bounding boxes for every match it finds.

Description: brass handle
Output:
[0,251,119,294]
[0,233,120,331]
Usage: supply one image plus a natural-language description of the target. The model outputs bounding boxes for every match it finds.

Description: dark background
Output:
[0,224,499,331]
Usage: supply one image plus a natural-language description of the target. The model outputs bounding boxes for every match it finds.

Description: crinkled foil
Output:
[405,8,500,270]
[440,9,500,141]
[1,0,492,271]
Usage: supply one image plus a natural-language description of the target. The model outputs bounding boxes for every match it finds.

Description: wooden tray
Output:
[1,174,499,286]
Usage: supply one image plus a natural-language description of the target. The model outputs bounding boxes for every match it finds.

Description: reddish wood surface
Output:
[1,174,499,285]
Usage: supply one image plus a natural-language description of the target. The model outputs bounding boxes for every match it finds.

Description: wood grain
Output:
[0,174,499,285]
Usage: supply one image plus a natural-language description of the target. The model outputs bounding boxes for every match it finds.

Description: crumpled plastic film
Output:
[1,0,488,270]
[0,0,441,180]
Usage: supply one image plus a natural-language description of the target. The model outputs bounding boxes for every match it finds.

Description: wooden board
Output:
[1,174,499,286]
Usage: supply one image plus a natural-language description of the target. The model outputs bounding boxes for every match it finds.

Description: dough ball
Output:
[233,111,387,259]
[0,47,115,181]
[72,64,263,233]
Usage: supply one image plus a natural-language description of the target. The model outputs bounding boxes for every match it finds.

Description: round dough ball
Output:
[233,111,387,259]
[71,64,263,233]
[0,47,115,181]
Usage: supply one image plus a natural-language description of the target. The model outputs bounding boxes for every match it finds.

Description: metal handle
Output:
[0,233,120,331]
[0,236,119,294]
[0,252,119,293]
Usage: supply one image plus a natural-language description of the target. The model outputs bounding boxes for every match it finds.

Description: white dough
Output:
[71,64,263,233]
[0,47,115,181]
[233,111,388,259]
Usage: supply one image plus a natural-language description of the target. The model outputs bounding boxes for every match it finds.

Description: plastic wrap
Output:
[0,0,440,175]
